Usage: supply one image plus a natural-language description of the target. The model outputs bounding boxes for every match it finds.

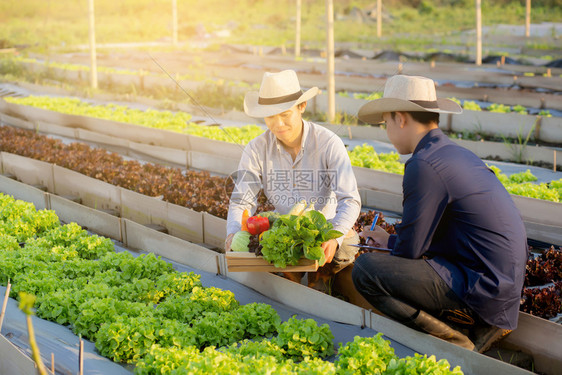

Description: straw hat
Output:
[244,70,319,118]
[358,75,462,124]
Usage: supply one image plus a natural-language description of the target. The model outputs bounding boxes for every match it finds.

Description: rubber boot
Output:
[472,325,512,353]
[411,310,475,351]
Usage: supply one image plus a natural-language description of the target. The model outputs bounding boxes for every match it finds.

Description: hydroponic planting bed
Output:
[0,149,558,374]
[0,96,560,245]
[3,192,518,375]
[1,96,560,205]
[0,124,559,325]
[0,193,418,374]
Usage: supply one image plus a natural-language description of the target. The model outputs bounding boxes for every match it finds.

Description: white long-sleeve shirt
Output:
[226,120,361,245]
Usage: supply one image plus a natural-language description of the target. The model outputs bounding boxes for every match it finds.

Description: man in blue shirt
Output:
[352,75,527,352]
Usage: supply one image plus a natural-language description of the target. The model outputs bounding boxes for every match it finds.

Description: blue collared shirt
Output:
[388,129,527,329]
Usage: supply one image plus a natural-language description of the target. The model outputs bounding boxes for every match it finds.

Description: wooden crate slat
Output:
[226,252,318,272]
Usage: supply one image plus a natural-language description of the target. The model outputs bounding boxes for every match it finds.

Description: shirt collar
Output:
[413,128,443,155]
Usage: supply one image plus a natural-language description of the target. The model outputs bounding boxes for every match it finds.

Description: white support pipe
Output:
[88,0,98,89]
[326,0,335,123]
[295,0,301,58]
[475,0,482,66]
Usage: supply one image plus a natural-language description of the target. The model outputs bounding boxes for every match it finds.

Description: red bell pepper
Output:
[246,215,270,235]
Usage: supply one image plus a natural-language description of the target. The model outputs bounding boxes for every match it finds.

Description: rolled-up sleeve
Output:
[326,136,361,245]
[392,158,449,258]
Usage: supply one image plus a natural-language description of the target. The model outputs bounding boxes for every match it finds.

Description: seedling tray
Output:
[226,252,318,272]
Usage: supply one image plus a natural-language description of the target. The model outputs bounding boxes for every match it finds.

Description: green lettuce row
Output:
[135,333,463,375]
[5,95,264,145]
[3,96,561,202]
[0,193,462,374]
[488,165,562,202]
[4,95,404,171]
[0,194,59,242]
[0,194,282,367]
[350,145,562,203]
[348,143,405,175]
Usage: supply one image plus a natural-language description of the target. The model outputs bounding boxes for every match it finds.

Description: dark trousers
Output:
[352,252,483,329]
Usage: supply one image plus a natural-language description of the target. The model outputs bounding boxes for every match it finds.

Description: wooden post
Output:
[172,0,178,46]
[295,0,302,58]
[88,0,98,89]
[377,0,382,38]
[0,281,11,332]
[475,0,482,66]
[51,353,55,374]
[79,338,84,375]
[525,0,531,38]
[446,113,453,133]
[533,115,541,141]
[326,0,336,123]
[554,150,557,172]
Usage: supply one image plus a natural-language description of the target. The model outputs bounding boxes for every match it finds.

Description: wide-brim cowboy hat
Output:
[358,75,462,124]
[244,70,319,118]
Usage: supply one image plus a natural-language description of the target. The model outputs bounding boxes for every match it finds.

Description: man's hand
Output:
[224,233,235,252]
[359,226,390,248]
[321,239,339,264]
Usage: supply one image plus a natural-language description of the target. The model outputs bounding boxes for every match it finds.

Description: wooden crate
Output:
[226,252,318,272]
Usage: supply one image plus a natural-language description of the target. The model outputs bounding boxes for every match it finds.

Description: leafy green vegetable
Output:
[155,286,239,324]
[488,164,561,202]
[0,235,20,252]
[462,100,482,111]
[348,144,404,175]
[0,194,59,242]
[385,353,464,374]
[230,230,251,252]
[220,338,286,360]
[509,169,538,184]
[231,303,280,338]
[275,316,335,360]
[336,333,397,374]
[294,356,337,374]
[73,297,154,340]
[488,103,511,113]
[191,310,247,348]
[95,315,196,363]
[260,210,342,268]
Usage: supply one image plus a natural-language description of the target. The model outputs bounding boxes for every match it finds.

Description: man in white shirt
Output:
[225,70,361,290]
